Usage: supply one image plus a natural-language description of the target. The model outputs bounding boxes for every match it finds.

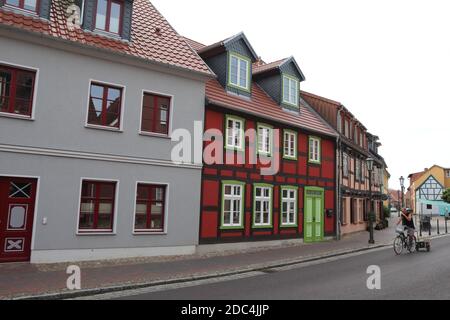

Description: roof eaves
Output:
[206,97,337,138]
[0,23,216,80]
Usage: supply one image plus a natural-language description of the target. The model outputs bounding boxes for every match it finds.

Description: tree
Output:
[443,189,450,204]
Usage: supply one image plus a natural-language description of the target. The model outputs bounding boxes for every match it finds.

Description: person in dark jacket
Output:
[397,208,415,241]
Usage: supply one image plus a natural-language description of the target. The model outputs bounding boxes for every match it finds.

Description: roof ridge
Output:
[300,90,342,106]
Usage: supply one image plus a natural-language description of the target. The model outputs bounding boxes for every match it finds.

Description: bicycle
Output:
[393,226,417,255]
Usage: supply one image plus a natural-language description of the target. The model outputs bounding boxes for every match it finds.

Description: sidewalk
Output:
[0,215,443,300]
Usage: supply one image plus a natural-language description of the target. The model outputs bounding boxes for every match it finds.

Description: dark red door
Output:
[0,177,37,263]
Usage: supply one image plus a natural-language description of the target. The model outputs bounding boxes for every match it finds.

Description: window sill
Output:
[77,231,116,236]
[252,225,273,229]
[280,224,298,228]
[139,131,171,139]
[85,124,123,133]
[225,146,245,153]
[220,226,244,231]
[93,29,125,41]
[133,231,167,235]
[283,155,298,161]
[0,112,34,121]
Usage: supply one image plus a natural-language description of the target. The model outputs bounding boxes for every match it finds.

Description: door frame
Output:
[304,186,324,243]
[0,174,40,262]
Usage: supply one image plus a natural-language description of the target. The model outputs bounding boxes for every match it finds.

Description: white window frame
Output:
[308,136,321,163]
[228,52,251,91]
[283,130,297,159]
[253,185,272,228]
[76,177,119,235]
[282,75,299,107]
[225,115,245,151]
[221,182,245,229]
[85,79,126,132]
[280,187,297,227]
[257,123,273,155]
[132,181,170,235]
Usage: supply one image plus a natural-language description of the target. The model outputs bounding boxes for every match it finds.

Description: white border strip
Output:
[0,144,203,170]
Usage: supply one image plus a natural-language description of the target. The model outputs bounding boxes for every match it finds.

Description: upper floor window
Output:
[446,170,450,178]
[308,136,321,164]
[344,120,349,138]
[0,65,36,117]
[257,124,273,155]
[141,92,171,136]
[282,75,299,107]
[283,130,297,160]
[359,132,364,147]
[95,0,123,34]
[5,0,38,12]
[228,53,250,91]
[225,115,244,151]
[343,153,349,177]
[88,82,123,129]
[355,159,361,181]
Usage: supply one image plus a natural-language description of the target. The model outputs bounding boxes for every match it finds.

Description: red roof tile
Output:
[0,0,213,76]
[206,79,336,137]
[252,58,288,75]
[182,36,206,52]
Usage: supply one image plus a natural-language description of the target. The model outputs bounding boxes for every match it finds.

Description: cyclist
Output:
[397,208,415,244]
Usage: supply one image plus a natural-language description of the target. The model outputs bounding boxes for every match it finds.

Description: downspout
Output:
[335,134,341,240]
[335,108,343,240]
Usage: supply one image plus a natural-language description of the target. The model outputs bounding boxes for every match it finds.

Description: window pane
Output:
[91,85,104,99]
[9,182,31,198]
[97,213,112,229]
[95,0,107,30]
[23,0,37,11]
[6,0,20,7]
[134,210,147,230]
[239,59,248,88]
[109,2,122,34]
[283,78,289,101]
[230,56,238,85]
[107,87,121,101]
[99,184,115,198]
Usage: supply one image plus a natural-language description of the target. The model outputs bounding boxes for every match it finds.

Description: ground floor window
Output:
[134,183,166,232]
[221,181,245,229]
[280,186,297,227]
[342,198,348,225]
[78,180,116,233]
[253,184,272,227]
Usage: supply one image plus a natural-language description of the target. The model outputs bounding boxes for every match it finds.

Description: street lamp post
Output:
[367,157,375,244]
[400,176,405,209]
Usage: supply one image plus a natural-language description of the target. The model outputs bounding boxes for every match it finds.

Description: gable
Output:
[417,175,444,201]
[280,60,304,81]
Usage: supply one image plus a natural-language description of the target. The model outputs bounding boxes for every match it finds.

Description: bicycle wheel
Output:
[393,236,404,255]
[407,236,417,253]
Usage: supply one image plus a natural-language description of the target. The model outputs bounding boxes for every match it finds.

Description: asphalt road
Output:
[113,236,450,300]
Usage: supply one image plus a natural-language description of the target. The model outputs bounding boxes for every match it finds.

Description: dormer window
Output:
[228,53,250,92]
[5,0,38,12]
[95,0,123,34]
[282,75,299,107]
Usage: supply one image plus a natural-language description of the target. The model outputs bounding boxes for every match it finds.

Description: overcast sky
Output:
[152,0,449,190]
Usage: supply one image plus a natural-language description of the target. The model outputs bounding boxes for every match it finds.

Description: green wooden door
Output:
[304,187,324,243]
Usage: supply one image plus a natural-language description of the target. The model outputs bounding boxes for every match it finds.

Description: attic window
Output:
[5,0,38,12]
[228,53,251,92]
[95,0,123,34]
[282,75,299,107]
